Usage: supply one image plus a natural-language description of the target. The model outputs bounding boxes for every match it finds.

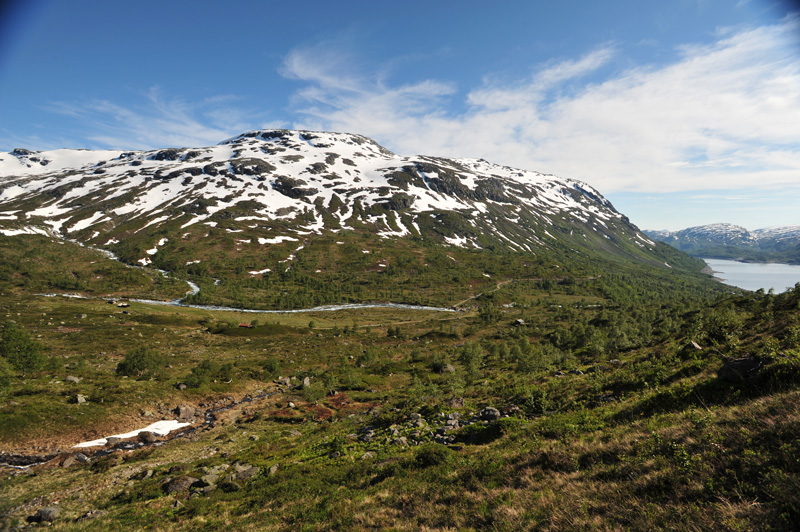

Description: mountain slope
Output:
[0,129,716,308]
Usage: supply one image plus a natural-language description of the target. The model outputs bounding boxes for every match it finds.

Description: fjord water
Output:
[704,258,800,293]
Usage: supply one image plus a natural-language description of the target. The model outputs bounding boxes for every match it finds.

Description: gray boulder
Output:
[137,431,158,444]
[175,404,195,421]
[718,357,763,384]
[164,476,200,494]
[479,407,501,421]
[32,506,61,523]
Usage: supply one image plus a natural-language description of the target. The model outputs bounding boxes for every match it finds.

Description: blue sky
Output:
[1,0,798,231]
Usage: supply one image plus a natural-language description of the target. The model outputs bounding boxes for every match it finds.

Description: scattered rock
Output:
[74,453,90,463]
[31,506,61,523]
[60,454,76,468]
[175,404,195,421]
[479,407,501,422]
[131,469,154,481]
[164,476,200,494]
[234,465,260,481]
[77,509,107,521]
[268,464,279,475]
[201,473,219,486]
[65,375,82,384]
[176,383,187,391]
[106,436,122,446]
[138,431,157,444]
[445,397,465,408]
[569,369,584,376]
[76,394,88,404]
[392,436,408,446]
[718,357,763,384]
[302,376,311,389]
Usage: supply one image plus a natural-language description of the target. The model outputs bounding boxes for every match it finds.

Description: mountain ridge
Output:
[645,223,800,264]
[0,129,714,309]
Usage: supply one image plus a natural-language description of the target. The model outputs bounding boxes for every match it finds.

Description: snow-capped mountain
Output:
[0,129,665,272]
[645,224,800,263]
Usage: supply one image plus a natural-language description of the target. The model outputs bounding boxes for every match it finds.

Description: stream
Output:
[55,239,456,314]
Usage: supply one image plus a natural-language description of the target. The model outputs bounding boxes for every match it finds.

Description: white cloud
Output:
[283,17,800,194]
[44,87,268,150]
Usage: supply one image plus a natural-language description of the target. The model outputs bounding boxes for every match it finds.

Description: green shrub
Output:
[0,356,14,392]
[414,444,452,468]
[0,321,45,376]
[116,347,165,378]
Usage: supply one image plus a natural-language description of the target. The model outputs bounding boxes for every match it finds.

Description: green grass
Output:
[1,252,798,531]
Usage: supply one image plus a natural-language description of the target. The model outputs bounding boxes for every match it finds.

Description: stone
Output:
[268,464,279,475]
[106,436,122,446]
[77,509,107,521]
[569,369,584,375]
[177,383,187,391]
[479,407,501,421]
[32,506,61,523]
[302,376,311,388]
[66,375,82,384]
[138,431,157,444]
[74,453,90,463]
[60,454,76,467]
[360,451,375,460]
[248,434,259,441]
[718,357,763,384]
[445,397,465,408]
[164,475,200,494]
[201,473,219,486]
[392,436,408,446]
[175,404,195,420]
[131,469,154,481]
[76,394,88,404]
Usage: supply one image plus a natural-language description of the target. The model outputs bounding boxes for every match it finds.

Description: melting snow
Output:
[73,420,191,448]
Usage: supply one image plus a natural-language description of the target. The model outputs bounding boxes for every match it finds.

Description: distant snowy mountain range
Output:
[645,223,800,263]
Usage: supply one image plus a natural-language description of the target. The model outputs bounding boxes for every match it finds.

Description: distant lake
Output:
[703,258,800,293]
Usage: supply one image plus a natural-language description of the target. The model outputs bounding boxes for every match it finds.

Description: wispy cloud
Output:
[43,87,271,150]
[283,17,800,194]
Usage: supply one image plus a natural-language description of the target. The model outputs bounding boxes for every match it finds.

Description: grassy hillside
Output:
[1,236,798,530]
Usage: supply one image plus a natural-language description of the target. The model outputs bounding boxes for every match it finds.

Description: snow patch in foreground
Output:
[73,420,191,448]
